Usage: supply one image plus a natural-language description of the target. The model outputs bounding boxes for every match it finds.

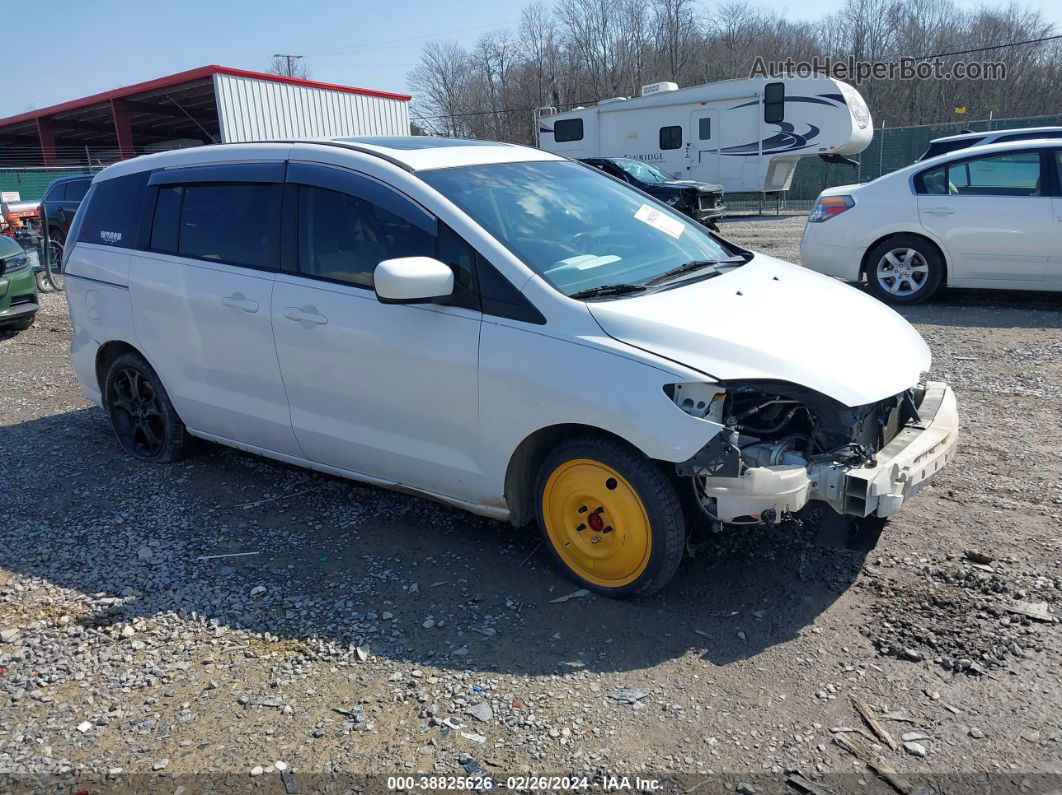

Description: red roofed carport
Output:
[0,65,412,167]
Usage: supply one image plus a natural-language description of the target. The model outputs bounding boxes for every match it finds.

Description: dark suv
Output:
[581,157,725,230]
[41,174,93,246]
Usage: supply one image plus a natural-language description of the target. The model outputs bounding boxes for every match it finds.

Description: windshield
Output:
[614,159,671,183]
[421,160,737,297]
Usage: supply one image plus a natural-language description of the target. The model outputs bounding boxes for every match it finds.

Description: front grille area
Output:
[698,194,720,210]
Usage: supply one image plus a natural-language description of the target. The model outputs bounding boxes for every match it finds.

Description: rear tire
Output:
[104,352,193,463]
[534,434,685,597]
[865,235,944,305]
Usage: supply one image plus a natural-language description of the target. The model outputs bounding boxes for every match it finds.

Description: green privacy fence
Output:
[728,112,1062,212]
[0,167,94,202]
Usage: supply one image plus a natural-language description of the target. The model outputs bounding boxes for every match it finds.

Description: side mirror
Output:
[373,257,454,304]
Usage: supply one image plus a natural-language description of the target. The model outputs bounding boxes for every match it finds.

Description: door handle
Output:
[922,207,955,215]
[284,306,328,325]
[220,293,259,313]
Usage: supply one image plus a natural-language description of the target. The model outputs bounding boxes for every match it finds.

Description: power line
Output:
[913,31,1062,61]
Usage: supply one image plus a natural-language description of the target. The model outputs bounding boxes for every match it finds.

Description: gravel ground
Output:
[1,216,1060,793]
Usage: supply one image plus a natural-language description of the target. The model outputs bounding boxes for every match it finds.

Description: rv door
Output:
[688,109,721,182]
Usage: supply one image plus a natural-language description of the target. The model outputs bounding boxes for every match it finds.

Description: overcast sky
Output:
[2,0,1059,119]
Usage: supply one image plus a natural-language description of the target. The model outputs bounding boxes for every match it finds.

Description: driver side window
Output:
[297,185,434,288]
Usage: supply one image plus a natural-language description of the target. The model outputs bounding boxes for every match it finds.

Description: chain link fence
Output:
[0,167,96,202]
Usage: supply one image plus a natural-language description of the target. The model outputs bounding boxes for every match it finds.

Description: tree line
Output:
[407,0,1062,144]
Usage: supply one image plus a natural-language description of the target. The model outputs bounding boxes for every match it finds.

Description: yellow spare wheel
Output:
[535,436,685,597]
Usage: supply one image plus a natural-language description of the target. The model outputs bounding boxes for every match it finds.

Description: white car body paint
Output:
[801,138,1062,292]
[65,137,955,526]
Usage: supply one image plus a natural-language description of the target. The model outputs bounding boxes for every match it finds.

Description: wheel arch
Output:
[860,231,948,285]
[504,423,656,528]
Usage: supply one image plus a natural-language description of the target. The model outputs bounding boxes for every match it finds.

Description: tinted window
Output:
[45,182,66,201]
[553,119,583,143]
[919,151,1042,196]
[66,179,90,202]
[698,117,712,140]
[659,125,682,150]
[178,183,282,269]
[77,171,150,248]
[764,82,785,124]
[297,185,433,288]
[150,186,182,253]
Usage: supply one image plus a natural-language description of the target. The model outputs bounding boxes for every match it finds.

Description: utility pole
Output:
[272,53,304,78]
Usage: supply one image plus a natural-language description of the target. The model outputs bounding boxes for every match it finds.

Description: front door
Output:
[916,148,1050,282]
[270,163,482,499]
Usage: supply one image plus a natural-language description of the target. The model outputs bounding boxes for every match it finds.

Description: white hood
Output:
[588,254,930,407]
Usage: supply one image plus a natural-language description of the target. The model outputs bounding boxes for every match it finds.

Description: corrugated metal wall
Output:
[213,74,410,143]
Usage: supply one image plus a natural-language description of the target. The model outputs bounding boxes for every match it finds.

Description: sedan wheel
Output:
[875,248,929,298]
[865,235,945,305]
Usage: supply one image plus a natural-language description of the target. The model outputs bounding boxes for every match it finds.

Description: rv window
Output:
[553,119,583,143]
[698,117,711,140]
[659,126,682,150]
[764,82,785,124]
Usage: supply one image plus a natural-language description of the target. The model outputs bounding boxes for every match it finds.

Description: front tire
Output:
[534,435,685,597]
[105,352,193,462]
[865,235,944,305]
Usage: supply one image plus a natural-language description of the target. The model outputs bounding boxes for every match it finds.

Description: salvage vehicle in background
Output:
[802,139,1062,304]
[0,234,38,332]
[581,157,725,230]
[63,136,958,597]
[41,174,93,249]
[916,126,1062,161]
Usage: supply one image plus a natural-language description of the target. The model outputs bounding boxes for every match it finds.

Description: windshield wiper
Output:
[569,282,647,300]
[643,259,723,287]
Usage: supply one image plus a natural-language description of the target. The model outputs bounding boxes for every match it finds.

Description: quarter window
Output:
[149,186,182,253]
[659,125,682,150]
[76,170,150,249]
[764,82,785,124]
[919,151,1042,197]
[297,185,434,288]
[553,119,583,143]
[178,183,282,269]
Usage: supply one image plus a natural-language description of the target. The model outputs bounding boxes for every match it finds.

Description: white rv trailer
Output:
[536,76,873,193]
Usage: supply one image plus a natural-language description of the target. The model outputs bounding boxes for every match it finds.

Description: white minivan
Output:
[64,137,957,596]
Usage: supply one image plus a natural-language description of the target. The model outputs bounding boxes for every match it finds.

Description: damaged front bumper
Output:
[683,382,958,522]
[841,381,958,518]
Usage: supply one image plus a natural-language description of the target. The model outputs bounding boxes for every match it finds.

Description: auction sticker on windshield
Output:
[634,204,684,239]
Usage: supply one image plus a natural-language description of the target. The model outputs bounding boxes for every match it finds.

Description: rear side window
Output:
[553,119,583,143]
[764,82,785,124]
[77,171,150,248]
[177,183,282,269]
[66,179,90,202]
[918,150,1042,196]
[659,125,682,150]
[297,184,434,287]
[45,182,66,201]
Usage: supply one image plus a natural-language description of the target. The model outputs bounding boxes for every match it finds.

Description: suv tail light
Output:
[809,194,854,222]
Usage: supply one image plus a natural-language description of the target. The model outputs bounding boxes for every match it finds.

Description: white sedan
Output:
[801,138,1062,303]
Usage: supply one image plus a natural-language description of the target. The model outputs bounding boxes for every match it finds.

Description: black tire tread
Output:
[534,434,685,598]
[105,351,194,463]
